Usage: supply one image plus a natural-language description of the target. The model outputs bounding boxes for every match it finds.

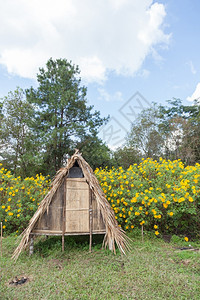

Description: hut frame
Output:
[12,150,130,260]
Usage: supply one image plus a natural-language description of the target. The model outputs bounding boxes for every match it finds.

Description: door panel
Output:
[65,178,89,233]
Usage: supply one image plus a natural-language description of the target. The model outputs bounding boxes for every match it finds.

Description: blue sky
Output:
[0,0,199,148]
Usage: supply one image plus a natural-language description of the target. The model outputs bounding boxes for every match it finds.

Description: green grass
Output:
[0,232,200,300]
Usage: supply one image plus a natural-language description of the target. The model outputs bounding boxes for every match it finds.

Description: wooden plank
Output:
[32,230,62,234]
[92,194,106,231]
[31,231,106,236]
[34,181,64,231]
[65,210,89,232]
[66,178,86,183]
[65,208,89,211]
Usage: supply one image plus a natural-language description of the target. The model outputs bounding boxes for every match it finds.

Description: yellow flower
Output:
[131,197,137,203]
[155,231,159,236]
[131,225,134,229]
[8,212,13,216]
[140,220,145,225]
[184,237,189,242]
[188,196,194,202]
[178,197,185,203]
[168,212,173,216]
[154,225,158,229]
[17,214,20,217]
[1,205,5,209]
[3,225,6,229]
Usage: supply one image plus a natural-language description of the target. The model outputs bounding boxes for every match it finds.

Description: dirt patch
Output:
[48,258,64,270]
[8,275,31,287]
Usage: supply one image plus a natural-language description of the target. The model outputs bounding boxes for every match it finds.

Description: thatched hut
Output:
[12,150,129,260]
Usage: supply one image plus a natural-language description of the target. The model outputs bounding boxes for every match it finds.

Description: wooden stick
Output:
[62,179,67,252]
[89,189,93,253]
[141,225,144,243]
[1,222,2,257]
[29,236,34,255]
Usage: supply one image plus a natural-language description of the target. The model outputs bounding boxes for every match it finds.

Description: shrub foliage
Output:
[0,158,200,237]
[95,158,200,237]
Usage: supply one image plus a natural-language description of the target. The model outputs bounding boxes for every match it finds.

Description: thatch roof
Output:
[12,150,130,260]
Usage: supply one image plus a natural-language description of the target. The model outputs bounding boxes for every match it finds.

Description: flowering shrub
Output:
[0,164,50,234]
[95,158,200,237]
[0,158,200,238]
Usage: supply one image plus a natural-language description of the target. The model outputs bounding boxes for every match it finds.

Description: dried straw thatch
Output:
[12,150,130,260]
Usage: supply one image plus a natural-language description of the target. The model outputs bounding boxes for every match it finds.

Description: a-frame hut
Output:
[12,150,129,260]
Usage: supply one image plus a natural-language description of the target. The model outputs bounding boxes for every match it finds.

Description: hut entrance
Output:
[65,178,90,233]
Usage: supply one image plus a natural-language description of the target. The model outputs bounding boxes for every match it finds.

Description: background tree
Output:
[0,88,40,177]
[76,135,113,169]
[126,98,200,165]
[126,104,164,159]
[159,99,200,164]
[113,146,141,169]
[26,58,108,176]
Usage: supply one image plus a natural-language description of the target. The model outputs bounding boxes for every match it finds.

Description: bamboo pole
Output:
[62,179,67,252]
[1,222,2,257]
[89,189,93,252]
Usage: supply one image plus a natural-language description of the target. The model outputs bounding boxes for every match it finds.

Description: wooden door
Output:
[65,178,89,233]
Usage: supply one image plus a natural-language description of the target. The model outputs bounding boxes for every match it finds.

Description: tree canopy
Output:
[0,58,199,175]
[0,59,109,177]
[25,58,108,175]
[126,99,200,164]
[0,88,40,177]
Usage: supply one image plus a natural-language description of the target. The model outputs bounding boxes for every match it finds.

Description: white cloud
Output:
[187,83,200,102]
[0,0,170,83]
[137,69,150,78]
[79,56,106,84]
[98,88,123,102]
[187,61,197,75]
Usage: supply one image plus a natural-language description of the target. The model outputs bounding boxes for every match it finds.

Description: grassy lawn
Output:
[0,232,200,300]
